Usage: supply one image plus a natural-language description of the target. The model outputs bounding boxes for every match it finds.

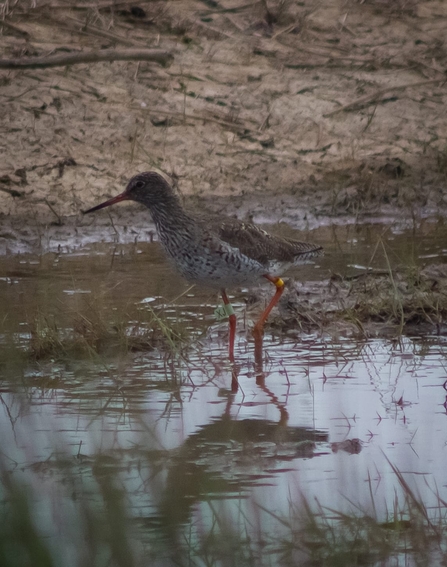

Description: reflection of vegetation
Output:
[273,487,443,567]
[0,471,54,567]
[0,457,134,567]
[1,453,446,567]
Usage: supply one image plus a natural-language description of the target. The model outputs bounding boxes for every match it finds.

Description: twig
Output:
[271,23,296,40]
[198,1,258,16]
[338,12,356,37]
[260,36,378,63]
[56,13,144,46]
[0,186,24,198]
[107,211,119,236]
[32,0,183,9]
[258,102,274,131]
[44,199,62,225]
[193,19,235,39]
[324,78,445,117]
[0,86,35,100]
[225,13,246,32]
[137,107,257,133]
[0,48,173,69]
[406,58,446,77]
[0,19,30,37]
[293,47,376,63]
[362,104,377,133]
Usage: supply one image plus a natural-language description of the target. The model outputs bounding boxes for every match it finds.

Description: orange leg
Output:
[221,289,236,364]
[253,276,285,366]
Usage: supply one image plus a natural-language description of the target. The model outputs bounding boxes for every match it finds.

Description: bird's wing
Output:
[202,216,322,265]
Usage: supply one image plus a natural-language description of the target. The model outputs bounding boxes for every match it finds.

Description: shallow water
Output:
[1,221,447,566]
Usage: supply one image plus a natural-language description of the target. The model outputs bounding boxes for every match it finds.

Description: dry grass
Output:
[271,260,447,339]
[28,300,188,360]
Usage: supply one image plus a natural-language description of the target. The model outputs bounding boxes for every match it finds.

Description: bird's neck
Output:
[145,194,196,238]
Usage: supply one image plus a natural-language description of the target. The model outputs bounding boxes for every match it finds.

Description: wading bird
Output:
[84,172,323,363]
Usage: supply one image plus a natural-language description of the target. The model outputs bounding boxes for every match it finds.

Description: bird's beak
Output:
[82,191,129,214]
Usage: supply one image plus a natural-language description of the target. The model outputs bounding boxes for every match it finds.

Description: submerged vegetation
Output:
[28,302,188,360]
[340,266,447,331]
[1,298,190,364]
[273,239,447,338]
[19,260,447,362]
[1,243,447,370]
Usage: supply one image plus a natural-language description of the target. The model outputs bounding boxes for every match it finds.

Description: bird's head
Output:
[83,172,175,214]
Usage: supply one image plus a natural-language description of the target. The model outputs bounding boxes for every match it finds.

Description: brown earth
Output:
[1,0,447,253]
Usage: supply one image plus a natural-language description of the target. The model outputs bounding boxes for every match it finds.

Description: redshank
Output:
[83,172,323,363]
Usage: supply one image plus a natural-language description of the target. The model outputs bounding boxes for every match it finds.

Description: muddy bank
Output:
[1,0,447,252]
[1,190,444,255]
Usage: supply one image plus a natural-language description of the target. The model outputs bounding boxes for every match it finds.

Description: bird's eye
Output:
[134,180,145,189]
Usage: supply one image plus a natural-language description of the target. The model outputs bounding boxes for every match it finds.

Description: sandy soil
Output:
[1,0,447,253]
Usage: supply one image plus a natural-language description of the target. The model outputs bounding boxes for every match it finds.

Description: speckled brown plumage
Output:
[84,171,323,363]
[205,215,322,269]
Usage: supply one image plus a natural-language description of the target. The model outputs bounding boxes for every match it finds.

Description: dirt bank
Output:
[1,0,447,253]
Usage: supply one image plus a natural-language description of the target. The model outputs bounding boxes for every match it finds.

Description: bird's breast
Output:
[158,230,267,288]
